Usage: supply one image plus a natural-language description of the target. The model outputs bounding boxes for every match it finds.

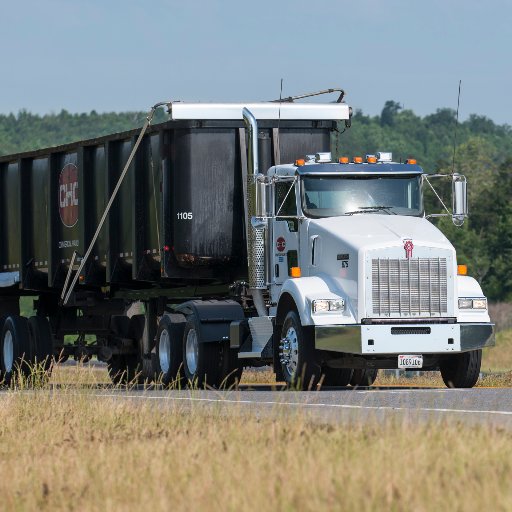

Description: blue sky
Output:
[1,0,510,124]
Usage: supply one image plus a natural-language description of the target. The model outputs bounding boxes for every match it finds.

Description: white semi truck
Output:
[0,93,494,388]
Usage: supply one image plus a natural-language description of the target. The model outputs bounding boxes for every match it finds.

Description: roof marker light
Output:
[366,155,377,164]
[353,156,363,164]
[295,159,305,167]
[406,158,417,165]
[338,156,349,164]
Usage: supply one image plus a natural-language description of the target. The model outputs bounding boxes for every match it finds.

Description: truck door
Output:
[272,179,299,285]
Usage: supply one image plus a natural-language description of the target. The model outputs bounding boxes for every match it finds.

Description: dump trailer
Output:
[0,93,495,388]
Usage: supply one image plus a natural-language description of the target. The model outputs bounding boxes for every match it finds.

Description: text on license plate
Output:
[398,355,423,369]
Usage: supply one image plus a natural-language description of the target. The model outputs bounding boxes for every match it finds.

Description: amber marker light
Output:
[338,156,349,164]
[295,159,305,167]
[406,158,417,164]
[290,267,302,278]
[353,156,363,164]
[367,156,377,163]
[457,264,468,275]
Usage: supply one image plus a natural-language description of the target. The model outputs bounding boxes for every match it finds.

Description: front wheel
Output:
[279,311,321,390]
[440,350,481,388]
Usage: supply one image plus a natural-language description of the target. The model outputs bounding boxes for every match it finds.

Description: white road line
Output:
[94,393,512,417]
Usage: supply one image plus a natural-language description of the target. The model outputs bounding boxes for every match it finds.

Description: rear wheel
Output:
[28,316,54,375]
[1,316,32,386]
[156,315,184,387]
[350,368,378,387]
[321,367,353,387]
[279,310,321,390]
[440,350,481,388]
[183,316,222,388]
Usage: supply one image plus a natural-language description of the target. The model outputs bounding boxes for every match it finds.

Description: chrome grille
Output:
[372,258,447,317]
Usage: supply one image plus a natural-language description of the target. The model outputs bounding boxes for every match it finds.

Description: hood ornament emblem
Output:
[404,240,414,259]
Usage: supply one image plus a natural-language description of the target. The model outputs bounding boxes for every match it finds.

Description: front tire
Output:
[440,350,481,388]
[279,311,321,390]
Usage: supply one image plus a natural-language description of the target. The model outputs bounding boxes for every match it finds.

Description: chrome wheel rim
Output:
[280,326,299,377]
[159,328,171,374]
[185,329,199,376]
[3,330,13,373]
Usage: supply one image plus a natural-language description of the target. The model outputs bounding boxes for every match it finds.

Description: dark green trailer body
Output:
[0,119,332,294]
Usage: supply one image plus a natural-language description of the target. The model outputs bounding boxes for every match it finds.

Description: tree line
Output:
[1,103,511,301]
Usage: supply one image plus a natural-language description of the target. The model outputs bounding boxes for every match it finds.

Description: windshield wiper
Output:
[345,206,397,216]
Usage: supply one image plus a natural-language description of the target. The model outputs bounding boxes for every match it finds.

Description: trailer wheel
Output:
[350,368,378,387]
[182,316,221,388]
[219,341,243,389]
[279,311,321,390]
[28,316,54,375]
[440,350,481,388]
[1,316,32,386]
[321,367,353,387]
[156,315,184,388]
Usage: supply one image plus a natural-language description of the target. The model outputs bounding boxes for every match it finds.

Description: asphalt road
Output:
[90,385,512,429]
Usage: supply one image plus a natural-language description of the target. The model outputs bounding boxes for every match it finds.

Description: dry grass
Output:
[0,381,511,512]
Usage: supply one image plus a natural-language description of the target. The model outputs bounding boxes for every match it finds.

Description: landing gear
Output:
[278,310,321,390]
[440,350,481,388]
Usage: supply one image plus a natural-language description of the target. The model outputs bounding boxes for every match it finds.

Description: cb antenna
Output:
[451,80,462,174]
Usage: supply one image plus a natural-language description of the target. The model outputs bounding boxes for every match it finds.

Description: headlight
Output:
[312,299,345,313]
[458,298,487,310]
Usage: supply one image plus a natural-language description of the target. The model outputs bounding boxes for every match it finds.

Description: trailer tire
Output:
[321,367,353,387]
[156,315,184,388]
[1,316,32,386]
[350,368,378,387]
[28,316,54,374]
[440,349,481,388]
[182,316,221,388]
[279,311,321,390]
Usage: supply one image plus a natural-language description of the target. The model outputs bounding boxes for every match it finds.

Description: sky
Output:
[1,0,511,124]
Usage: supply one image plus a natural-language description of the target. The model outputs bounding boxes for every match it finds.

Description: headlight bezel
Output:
[312,299,345,313]
[458,297,487,310]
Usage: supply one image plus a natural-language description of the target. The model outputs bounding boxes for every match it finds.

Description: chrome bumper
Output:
[315,323,495,355]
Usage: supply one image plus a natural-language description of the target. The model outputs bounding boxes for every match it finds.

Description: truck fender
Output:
[277,275,355,327]
[175,300,245,343]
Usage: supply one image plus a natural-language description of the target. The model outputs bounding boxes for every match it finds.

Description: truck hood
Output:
[307,214,453,251]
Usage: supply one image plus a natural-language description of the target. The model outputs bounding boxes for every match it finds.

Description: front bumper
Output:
[315,322,495,355]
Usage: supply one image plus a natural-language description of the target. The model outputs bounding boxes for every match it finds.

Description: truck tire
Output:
[155,315,184,388]
[321,367,353,387]
[279,310,321,390]
[182,316,221,388]
[28,316,54,374]
[440,350,481,388]
[219,341,243,389]
[350,368,378,387]
[1,315,32,386]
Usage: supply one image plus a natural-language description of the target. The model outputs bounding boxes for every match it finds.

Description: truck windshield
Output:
[301,175,423,218]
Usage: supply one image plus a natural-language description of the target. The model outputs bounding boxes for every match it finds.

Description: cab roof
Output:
[268,162,425,177]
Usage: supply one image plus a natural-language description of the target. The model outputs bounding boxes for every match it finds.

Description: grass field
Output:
[0,382,511,512]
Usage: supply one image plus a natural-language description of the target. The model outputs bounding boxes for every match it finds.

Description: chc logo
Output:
[59,163,79,227]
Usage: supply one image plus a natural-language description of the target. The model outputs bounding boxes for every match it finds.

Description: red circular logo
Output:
[59,163,79,227]
[276,237,286,252]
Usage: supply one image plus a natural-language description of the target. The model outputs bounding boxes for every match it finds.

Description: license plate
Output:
[398,354,423,369]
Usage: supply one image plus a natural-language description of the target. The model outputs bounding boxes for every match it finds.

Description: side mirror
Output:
[452,175,467,226]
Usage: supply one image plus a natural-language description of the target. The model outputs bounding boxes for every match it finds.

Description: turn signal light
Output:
[339,156,349,164]
[295,159,305,167]
[406,158,417,164]
[290,267,301,278]
[457,264,468,275]
[353,156,363,164]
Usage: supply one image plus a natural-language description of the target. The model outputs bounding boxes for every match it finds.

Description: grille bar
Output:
[372,258,447,317]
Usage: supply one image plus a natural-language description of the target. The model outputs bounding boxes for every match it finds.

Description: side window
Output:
[275,182,298,231]
[275,182,297,216]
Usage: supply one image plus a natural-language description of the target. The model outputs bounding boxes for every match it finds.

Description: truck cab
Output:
[263,152,494,388]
